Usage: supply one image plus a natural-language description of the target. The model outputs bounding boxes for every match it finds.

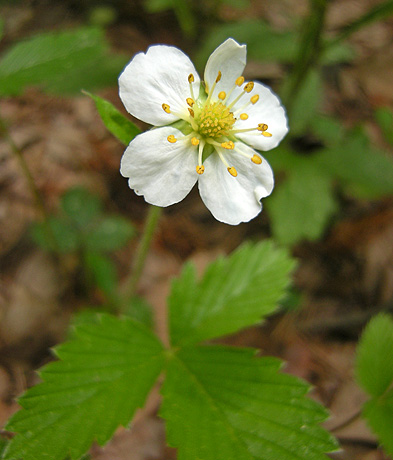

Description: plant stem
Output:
[283,0,328,113]
[121,205,162,304]
[0,115,59,252]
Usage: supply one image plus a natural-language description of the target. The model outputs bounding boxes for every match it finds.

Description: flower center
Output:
[197,102,235,139]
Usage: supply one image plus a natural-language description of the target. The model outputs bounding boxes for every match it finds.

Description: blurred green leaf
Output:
[122,296,154,329]
[31,217,79,253]
[0,27,126,96]
[61,187,102,228]
[283,69,322,134]
[84,251,118,297]
[356,314,393,457]
[86,216,134,252]
[310,116,345,147]
[317,128,393,199]
[0,17,4,42]
[266,161,337,245]
[375,107,393,147]
[195,20,297,70]
[321,41,355,64]
[144,0,172,12]
[85,92,140,145]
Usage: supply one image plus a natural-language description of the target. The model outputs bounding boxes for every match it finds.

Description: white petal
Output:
[204,38,246,101]
[119,45,200,126]
[120,127,198,206]
[234,81,288,151]
[198,143,274,225]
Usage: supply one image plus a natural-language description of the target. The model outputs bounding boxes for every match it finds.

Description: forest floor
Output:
[1,0,393,459]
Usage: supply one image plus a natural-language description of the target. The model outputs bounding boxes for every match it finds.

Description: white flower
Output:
[119,38,288,225]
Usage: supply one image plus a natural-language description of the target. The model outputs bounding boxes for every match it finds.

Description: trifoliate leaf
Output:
[266,161,337,245]
[318,129,393,199]
[356,314,393,457]
[31,216,79,253]
[85,92,141,145]
[3,314,164,460]
[161,345,338,460]
[85,216,135,251]
[61,187,102,228]
[169,241,295,347]
[356,314,393,398]
[0,27,126,96]
[83,251,118,297]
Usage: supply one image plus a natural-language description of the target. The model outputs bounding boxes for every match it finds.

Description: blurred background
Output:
[0,0,393,458]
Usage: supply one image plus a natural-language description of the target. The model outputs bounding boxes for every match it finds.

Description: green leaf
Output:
[195,20,297,70]
[0,27,125,96]
[169,241,295,347]
[356,314,393,398]
[321,41,355,64]
[84,251,118,297]
[375,107,393,147]
[86,216,135,251]
[85,92,141,146]
[31,217,79,253]
[121,296,154,329]
[362,396,393,458]
[61,187,102,228]
[161,345,338,460]
[3,314,164,460]
[318,129,393,199]
[356,314,393,457]
[266,161,337,245]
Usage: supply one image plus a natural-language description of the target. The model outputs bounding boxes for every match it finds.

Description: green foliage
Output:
[169,240,295,347]
[3,315,165,460]
[375,107,393,147]
[0,27,128,96]
[2,242,337,460]
[85,92,141,146]
[356,314,393,457]
[161,346,338,460]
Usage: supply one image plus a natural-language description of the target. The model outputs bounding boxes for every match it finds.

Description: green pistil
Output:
[197,102,235,139]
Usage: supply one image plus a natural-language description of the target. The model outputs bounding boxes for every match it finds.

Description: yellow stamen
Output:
[240,113,248,120]
[262,131,272,137]
[162,103,171,114]
[251,154,262,164]
[167,135,177,143]
[196,165,205,175]
[244,82,254,93]
[227,167,238,177]
[218,91,226,100]
[191,137,199,146]
[221,141,235,150]
[188,108,195,118]
[250,94,259,104]
[186,98,195,107]
[188,74,194,83]
[216,71,222,83]
[236,76,245,86]
[258,123,268,132]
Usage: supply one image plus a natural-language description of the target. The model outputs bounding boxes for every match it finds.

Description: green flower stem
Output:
[283,0,328,113]
[0,115,59,253]
[121,204,162,305]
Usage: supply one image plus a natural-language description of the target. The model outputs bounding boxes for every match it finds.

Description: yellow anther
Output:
[218,91,226,100]
[188,74,194,83]
[186,98,195,107]
[227,166,238,177]
[191,137,200,146]
[262,131,272,137]
[240,113,248,120]
[221,141,235,150]
[250,94,259,104]
[162,103,171,114]
[167,135,177,143]
[244,82,254,93]
[236,76,245,86]
[196,165,205,175]
[188,108,195,118]
[258,123,268,132]
[216,71,222,83]
[251,154,262,164]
